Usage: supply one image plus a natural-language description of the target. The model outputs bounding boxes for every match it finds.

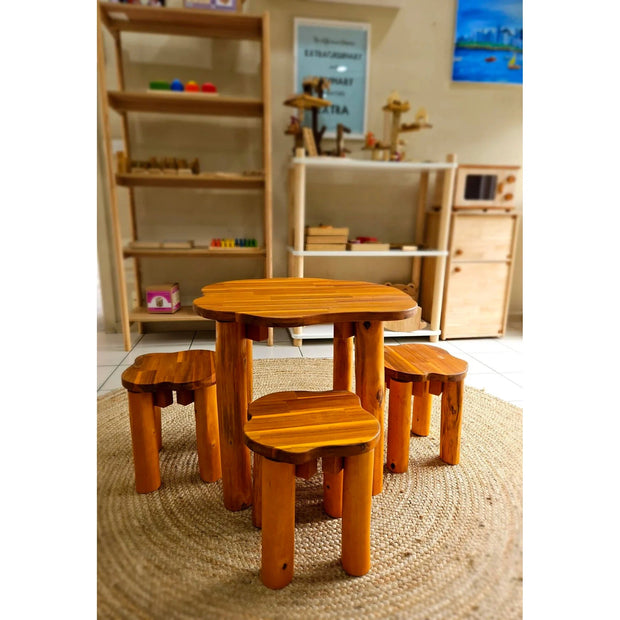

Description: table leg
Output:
[354,320,385,495]
[323,322,354,517]
[215,321,253,511]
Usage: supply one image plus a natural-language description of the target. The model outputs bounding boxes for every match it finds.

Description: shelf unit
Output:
[287,153,457,345]
[97,2,273,350]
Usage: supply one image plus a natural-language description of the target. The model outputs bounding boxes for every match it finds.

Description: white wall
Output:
[98,0,522,325]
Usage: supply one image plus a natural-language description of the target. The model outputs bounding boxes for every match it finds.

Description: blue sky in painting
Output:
[455,0,522,38]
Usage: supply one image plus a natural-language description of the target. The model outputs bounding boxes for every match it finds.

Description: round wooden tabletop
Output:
[192,278,417,327]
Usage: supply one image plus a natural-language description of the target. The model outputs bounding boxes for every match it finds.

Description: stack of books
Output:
[304,226,349,251]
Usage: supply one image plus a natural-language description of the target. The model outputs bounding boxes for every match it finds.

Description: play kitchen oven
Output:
[452,164,520,211]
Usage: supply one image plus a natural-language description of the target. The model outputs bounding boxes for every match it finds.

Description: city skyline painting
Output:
[452,0,523,85]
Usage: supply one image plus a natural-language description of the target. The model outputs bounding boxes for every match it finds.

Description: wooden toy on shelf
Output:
[325,123,351,157]
[305,225,349,251]
[283,76,332,155]
[122,156,201,175]
[185,80,200,92]
[380,91,433,160]
[202,82,218,94]
[170,78,184,91]
[362,131,391,161]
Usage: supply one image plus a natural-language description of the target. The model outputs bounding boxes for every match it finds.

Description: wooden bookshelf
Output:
[98,2,273,350]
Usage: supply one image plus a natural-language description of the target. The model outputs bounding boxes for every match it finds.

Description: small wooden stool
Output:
[384,344,468,471]
[244,390,380,589]
[121,350,221,493]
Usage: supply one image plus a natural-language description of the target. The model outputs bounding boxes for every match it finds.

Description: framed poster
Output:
[294,18,370,139]
[452,0,523,85]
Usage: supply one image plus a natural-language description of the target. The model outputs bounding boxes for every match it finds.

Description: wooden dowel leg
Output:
[412,381,433,437]
[355,320,386,495]
[127,391,161,494]
[322,456,344,518]
[252,454,263,528]
[333,322,354,391]
[440,380,464,465]
[261,458,295,589]
[341,450,374,576]
[386,379,412,473]
[154,405,162,451]
[216,321,253,511]
[194,384,222,483]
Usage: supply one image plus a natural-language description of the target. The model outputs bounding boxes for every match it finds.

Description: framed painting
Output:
[452,0,523,85]
[294,18,370,138]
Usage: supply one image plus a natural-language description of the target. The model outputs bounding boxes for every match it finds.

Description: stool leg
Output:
[440,380,464,465]
[386,380,412,473]
[194,384,222,483]
[252,454,263,528]
[322,457,344,518]
[127,391,161,493]
[342,450,374,576]
[412,381,433,437]
[261,458,295,589]
[154,405,162,451]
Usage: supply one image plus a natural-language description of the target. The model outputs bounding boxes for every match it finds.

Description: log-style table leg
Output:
[323,322,354,517]
[354,320,385,495]
[127,391,161,494]
[215,321,253,511]
[412,380,433,437]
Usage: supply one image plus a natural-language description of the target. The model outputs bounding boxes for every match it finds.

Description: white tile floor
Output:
[98,318,523,406]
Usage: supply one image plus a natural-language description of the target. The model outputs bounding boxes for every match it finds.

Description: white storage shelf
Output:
[287,154,457,345]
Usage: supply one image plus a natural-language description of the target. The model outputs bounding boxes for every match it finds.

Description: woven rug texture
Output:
[97,357,523,619]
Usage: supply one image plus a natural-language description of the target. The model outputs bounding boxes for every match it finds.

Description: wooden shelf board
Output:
[99,2,263,40]
[108,91,263,117]
[124,247,266,258]
[287,324,441,341]
[129,306,212,323]
[116,172,265,189]
[287,246,448,257]
[291,156,457,171]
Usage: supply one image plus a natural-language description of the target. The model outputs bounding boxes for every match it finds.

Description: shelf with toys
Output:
[98,2,273,349]
[283,84,456,345]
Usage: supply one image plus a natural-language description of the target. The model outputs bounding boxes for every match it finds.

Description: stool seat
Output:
[384,344,468,470]
[121,350,220,493]
[244,390,380,589]
[246,390,380,464]
[121,349,216,393]
[384,344,468,384]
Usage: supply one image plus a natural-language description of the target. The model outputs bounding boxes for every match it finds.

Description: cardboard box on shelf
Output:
[146,282,181,313]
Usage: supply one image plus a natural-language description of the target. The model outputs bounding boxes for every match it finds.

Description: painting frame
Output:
[293,17,370,139]
[452,0,523,85]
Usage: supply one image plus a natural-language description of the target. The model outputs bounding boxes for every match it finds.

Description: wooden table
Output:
[193,277,416,512]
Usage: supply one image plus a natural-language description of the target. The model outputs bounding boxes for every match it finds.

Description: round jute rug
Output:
[98,357,522,619]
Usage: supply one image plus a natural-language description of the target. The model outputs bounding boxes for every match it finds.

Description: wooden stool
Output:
[384,344,468,471]
[121,350,221,493]
[244,390,380,589]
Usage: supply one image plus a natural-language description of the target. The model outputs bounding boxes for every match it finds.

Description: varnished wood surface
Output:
[384,344,468,384]
[108,91,263,117]
[121,350,216,393]
[99,2,263,40]
[245,391,380,465]
[193,278,416,327]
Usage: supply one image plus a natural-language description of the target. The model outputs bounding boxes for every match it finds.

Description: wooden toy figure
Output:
[283,81,332,155]
[170,79,184,92]
[185,80,200,92]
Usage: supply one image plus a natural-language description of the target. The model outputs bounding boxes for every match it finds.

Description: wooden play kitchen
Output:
[192,277,417,512]
[421,164,521,339]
